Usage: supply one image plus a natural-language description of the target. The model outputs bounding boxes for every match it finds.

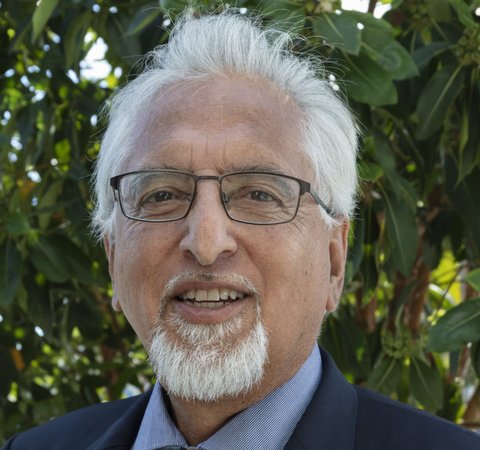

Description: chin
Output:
[147,315,269,402]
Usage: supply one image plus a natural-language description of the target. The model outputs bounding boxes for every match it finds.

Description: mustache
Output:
[161,272,260,303]
[152,272,263,344]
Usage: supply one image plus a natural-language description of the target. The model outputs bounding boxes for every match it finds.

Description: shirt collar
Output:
[132,345,321,450]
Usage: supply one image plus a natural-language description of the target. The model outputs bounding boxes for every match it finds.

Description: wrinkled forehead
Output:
[121,76,309,173]
[150,76,300,126]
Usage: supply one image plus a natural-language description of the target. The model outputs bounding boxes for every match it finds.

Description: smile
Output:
[177,288,246,309]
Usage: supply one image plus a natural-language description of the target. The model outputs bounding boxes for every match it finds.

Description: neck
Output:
[166,355,308,445]
[168,394,256,445]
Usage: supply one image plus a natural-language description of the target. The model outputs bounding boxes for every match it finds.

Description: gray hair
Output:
[92,12,358,239]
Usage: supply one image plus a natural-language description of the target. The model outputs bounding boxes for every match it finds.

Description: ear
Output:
[104,235,122,312]
[326,220,350,312]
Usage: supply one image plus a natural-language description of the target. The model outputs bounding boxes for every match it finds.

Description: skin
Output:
[104,76,349,445]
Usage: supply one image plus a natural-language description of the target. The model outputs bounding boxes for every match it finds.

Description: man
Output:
[3,12,479,450]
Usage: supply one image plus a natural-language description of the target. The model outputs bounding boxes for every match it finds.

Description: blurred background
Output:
[1,0,480,443]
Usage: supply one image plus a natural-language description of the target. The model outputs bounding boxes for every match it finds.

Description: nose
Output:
[179,181,238,266]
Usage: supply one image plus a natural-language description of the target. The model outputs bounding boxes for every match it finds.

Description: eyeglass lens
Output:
[117,171,301,224]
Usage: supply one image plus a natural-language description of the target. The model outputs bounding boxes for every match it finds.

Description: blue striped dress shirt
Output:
[132,345,321,450]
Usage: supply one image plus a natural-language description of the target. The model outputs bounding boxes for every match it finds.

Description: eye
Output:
[147,190,173,203]
[223,179,287,207]
[248,190,275,202]
[141,188,190,206]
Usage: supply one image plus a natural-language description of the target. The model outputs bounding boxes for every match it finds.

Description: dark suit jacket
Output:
[3,348,480,449]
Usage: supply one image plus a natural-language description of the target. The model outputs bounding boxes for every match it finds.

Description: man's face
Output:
[105,77,348,401]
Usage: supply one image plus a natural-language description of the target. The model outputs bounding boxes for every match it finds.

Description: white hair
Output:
[147,271,267,400]
[148,314,268,401]
[92,12,358,238]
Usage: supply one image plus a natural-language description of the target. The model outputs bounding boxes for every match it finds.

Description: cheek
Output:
[113,226,169,343]
[115,221,176,282]
[259,228,330,341]
[259,241,329,375]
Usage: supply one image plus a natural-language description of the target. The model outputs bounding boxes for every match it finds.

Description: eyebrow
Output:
[137,163,287,175]
[230,164,285,174]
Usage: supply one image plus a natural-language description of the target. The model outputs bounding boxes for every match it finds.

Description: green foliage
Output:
[409,356,444,412]
[1,0,480,443]
[466,268,480,291]
[427,298,480,352]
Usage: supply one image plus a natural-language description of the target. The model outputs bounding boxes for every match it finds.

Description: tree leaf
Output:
[159,0,192,11]
[364,40,418,80]
[471,341,480,379]
[361,253,379,306]
[351,10,417,78]
[126,5,162,36]
[68,297,104,340]
[360,20,418,80]
[382,188,418,276]
[313,12,361,55]
[445,163,480,262]
[0,240,22,306]
[412,42,450,71]
[427,298,480,352]
[10,18,32,52]
[320,314,370,379]
[258,0,306,29]
[345,52,397,106]
[0,346,18,397]
[465,268,480,292]
[448,0,476,28]
[31,0,60,43]
[372,132,417,210]
[367,353,402,395]
[30,236,70,283]
[409,356,444,412]
[416,65,465,139]
[348,10,393,35]
[30,234,96,285]
[25,272,53,338]
[106,14,142,65]
[458,85,480,182]
[4,212,30,237]
[346,214,365,283]
[358,160,383,182]
[37,180,64,230]
[64,12,92,69]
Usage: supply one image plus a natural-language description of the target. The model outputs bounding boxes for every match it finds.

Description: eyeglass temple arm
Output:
[299,181,333,217]
[110,176,120,190]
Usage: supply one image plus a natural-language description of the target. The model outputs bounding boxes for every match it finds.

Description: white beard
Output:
[147,312,269,402]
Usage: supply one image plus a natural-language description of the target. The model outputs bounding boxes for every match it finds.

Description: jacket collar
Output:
[88,389,153,449]
[284,348,358,450]
[88,347,357,450]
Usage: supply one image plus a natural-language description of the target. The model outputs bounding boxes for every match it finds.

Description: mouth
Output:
[176,288,247,310]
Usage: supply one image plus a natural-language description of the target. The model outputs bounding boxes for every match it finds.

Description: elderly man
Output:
[3,12,480,450]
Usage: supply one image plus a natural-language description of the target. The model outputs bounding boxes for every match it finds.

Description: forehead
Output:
[126,77,310,175]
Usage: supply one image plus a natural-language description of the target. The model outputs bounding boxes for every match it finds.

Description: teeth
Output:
[196,290,207,301]
[191,301,225,309]
[207,288,219,301]
[180,288,245,302]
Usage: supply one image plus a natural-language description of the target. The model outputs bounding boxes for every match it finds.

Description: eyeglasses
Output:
[110,170,332,225]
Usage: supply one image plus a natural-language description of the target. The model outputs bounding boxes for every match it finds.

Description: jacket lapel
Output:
[88,389,153,450]
[284,348,358,450]
[86,348,356,450]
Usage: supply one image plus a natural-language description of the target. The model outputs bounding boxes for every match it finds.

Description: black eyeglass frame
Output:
[110,169,332,225]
